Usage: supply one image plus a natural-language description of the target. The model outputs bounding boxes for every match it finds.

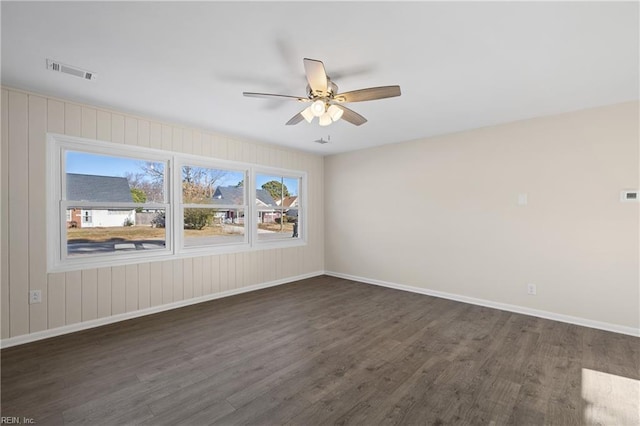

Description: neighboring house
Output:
[277,195,299,219]
[211,186,279,223]
[66,173,136,228]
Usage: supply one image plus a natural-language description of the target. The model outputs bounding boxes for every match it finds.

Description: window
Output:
[255,173,302,242]
[59,149,170,264]
[47,134,306,272]
[179,164,247,249]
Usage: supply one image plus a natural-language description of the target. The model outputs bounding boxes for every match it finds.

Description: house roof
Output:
[212,186,277,207]
[279,196,298,208]
[66,173,133,202]
[256,189,277,207]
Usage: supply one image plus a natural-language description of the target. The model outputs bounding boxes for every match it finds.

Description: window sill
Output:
[48,239,307,273]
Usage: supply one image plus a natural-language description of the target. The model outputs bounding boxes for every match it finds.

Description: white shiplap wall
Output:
[0,87,324,340]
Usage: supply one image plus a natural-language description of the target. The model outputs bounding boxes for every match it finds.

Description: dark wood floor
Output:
[2,275,638,425]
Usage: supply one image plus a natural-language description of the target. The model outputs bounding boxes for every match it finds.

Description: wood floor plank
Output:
[2,276,638,425]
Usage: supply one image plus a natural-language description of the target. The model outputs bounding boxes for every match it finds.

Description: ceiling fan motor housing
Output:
[308,80,339,99]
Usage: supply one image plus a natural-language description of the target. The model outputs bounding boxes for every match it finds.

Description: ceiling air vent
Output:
[314,136,330,145]
[46,59,96,81]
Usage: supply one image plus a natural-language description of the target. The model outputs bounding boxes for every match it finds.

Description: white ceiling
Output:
[2,1,638,155]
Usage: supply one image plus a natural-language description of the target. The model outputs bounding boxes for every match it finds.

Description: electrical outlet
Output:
[29,290,42,304]
[527,283,537,296]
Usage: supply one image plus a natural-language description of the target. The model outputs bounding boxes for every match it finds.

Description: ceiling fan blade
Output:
[336,105,367,126]
[334,85,401,103]
[303,58,328,94]
[285,112,305,126]
[243,92,309,102]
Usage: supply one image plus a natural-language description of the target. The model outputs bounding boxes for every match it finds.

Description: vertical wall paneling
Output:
[172,259,184,301]
[47,99,65,134]
[192,131,203,156]
[182,129,193,154]
[111,265,126,315]
[81,107,97,139]
[138,263,150,310]
[149,261,163,307]
[149,122,162,150]
[235,253,244,289]
[64,103,81,137]
[47,272,66,328]
[228,139,241,162]
[1,89,10,338]
[256,145,268,165]
[111,114,125,143]
[201,133,211,157]
[96,110,111,142]
[45,100,66,331]
[265,249,272,283]
[219,254,228,291]
[28,95,48,332]
[183,257,193,299]
[256,250,264,286]
[125,264,138,312]
[246,251,257,287]
[227,254,237,290]
[8,91,29,337]
[192,257,203,298]
[242,141,257,164]
[124,117,138,145]
[203,255,213,294]
[137,120,150,147]
[81,269,98,322]
[161,260,173,304]
[275,248,283,281]
[64,270,82,325]
[1,87,325,343]
[209,256,222,293]
[212,137,227,160]
[161,125,172,151]
[97,267,112,318]
[172,127,183,152]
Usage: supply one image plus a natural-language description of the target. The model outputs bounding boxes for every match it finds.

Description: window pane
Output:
[182,166,244,204]
[183,208,245,247]
[256,174,301,241]
[66,151,165,203]
[257,209,300,241]
[256,174,299,205]
[66,208,166,256]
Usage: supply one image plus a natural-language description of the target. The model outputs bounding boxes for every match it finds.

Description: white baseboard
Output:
[1,271,325,349]
[325,271,640,338]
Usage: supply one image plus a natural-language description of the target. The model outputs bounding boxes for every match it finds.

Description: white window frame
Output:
[47,134,172,272]
[252,167,307,250]
[47,133,307,273]
[175,155,250,255]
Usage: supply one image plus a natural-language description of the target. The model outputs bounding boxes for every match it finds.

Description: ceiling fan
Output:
[243,58,401,127]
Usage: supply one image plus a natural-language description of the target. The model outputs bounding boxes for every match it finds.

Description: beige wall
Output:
[325,102,639,331]
[1,87,324,340]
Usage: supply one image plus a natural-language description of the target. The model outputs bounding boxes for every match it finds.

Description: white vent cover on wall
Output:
[46,59,96,81]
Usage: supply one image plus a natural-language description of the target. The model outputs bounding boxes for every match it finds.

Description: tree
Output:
[236,180,244,187]
[130,188,147,204]
[124,170,163,203]
[262,180,290,201]
[181,166,228,203]
[130,188,147,213]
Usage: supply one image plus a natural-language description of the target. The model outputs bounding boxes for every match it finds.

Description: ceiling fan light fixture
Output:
[327,104,343,122]
[311,99,326,117]
[301,106,315,123]
[318,112,332,127]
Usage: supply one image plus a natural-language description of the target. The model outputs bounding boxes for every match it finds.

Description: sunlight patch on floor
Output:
[581,368,639,425]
